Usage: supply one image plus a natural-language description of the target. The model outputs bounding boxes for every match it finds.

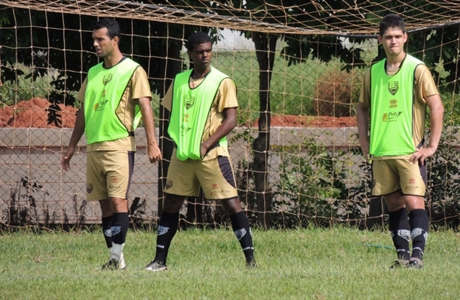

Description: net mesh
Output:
[1,0,459,229]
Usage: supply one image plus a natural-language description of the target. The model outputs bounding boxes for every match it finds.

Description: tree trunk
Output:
[252,33,278,228]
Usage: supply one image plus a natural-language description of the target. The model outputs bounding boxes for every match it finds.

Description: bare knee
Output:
[222,198,242,216]
[163,194,186,213]
[99,199,112,217]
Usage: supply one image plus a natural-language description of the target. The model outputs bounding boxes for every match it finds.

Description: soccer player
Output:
[61,18,162,270]
[145,32,256,271]
[357,14,444,268]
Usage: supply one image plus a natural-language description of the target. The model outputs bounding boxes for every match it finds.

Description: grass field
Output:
[1,227,459,299]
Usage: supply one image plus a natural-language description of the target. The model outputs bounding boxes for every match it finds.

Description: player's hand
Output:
[359,138,370,162]
[410,146,436,165]
[148,144,162,163]
[61,149,74,172]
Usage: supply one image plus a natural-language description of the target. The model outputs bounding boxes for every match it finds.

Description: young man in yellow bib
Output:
[357,14,444,269]
[61,19,162,270]
[145,32,256,271]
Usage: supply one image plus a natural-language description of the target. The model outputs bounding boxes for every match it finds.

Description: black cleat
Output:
[246,258,257,269]
[408,258,423,269]
[390,259,409,269]
[145,260,167,272]
[101,258,120,271]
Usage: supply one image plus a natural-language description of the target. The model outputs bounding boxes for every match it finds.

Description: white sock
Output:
[110,243,124,261]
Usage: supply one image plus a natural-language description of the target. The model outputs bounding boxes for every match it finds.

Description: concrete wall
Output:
[0,127,359,224]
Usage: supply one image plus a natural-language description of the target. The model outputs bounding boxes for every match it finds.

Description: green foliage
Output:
[426,127,460,227]
[0,63,74,106]
[272,138,367,227]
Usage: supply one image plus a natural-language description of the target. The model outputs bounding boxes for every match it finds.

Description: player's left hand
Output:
[148,144,162,163]
[410,146,437,165]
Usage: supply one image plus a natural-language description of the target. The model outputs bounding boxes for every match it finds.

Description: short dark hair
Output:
[186,32,212,51]
[93,18,121,40]
[379,14,405,36]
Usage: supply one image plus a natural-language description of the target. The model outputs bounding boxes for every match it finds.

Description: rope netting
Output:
[1,1,459,229]
[2,0,460,36]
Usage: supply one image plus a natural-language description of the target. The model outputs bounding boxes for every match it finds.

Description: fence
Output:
[1,1,460,229]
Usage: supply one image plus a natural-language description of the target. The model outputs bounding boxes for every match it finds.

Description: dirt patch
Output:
[249,115,357,127]
[0,98,78,128]
[0,98,357,128]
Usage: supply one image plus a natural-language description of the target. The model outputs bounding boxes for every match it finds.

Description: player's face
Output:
[378,27,407,57]
[188,42,212,70]
[92,27,117,58]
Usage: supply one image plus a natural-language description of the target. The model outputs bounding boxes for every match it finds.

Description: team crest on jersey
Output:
[388,81,399,95]
[185,95,195,109]
[86,184,93,194]
[102,73,113,85]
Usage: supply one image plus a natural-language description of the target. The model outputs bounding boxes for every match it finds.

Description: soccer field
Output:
[0,227,459,299]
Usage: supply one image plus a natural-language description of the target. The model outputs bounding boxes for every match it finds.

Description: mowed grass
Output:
[0,227,459,299]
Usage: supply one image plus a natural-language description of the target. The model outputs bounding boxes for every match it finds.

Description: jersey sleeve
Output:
[358,68,371,109]
[217,77,238,112]
[415,64,440,102]
[77,77,88,103]
[161,82,173,111]
[131,67,152,100]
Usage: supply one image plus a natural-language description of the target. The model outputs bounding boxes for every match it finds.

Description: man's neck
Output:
[192,67,211,79]
[103,52,124,68]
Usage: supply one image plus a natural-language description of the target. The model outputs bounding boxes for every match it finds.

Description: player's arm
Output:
[61,104,85,171]
[200,78,238,157]
[410,66,444,165]
[200,107,237,158]
[410,94,444,165]
[138,97,162,163]
[356,72,371,160]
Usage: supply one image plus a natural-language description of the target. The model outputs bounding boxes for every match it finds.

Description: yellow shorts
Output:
[86,151,135,201]
[371,158,427,197]
[164,154,238,200]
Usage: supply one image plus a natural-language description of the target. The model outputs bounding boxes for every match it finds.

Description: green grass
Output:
[0,227,459,299]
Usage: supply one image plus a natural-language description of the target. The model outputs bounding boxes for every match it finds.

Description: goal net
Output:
[1,0,459,229]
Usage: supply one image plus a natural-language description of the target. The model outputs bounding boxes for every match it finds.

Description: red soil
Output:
[0,98,357,128]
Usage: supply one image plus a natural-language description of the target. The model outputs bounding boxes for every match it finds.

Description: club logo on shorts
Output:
[86,184,93,194]
[165,180,173,189]
[388,81,399,95]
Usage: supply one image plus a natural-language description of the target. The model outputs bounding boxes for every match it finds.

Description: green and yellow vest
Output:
[169,67,229,161]
[84,58,140,144]
[369,54,423,157]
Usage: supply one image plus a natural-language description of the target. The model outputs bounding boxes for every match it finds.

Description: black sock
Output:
[229,211,255,263]
[388,208,410,261]
[111,212,129,245]
[154,212,179,264]
[102,216,113,249]
[409,209,429,260]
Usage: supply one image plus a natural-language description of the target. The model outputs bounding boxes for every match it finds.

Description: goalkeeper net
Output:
[1,0,460,229]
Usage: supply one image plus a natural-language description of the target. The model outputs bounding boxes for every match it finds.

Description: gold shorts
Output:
[86,151,135,201]
[371,158,427,197]
[164,153,238,200]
